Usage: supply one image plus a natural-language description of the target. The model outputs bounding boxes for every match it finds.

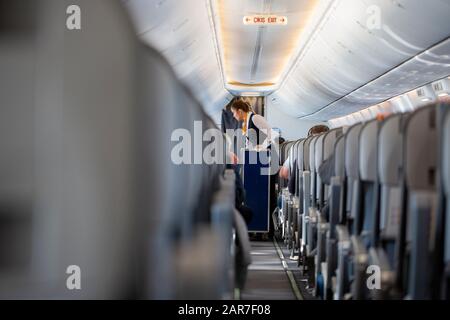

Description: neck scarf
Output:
[242,112,250,135]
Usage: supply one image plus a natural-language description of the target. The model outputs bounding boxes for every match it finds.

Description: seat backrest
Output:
[323,128,343,163]
[334,136,346,224]
[285,142,292,162]
[280,143,287,164]
[297,140,306,172]
[378,114,405,246]
[403,105,438,299]
[315,134,325,173]
[345,123,363,181]
[293,139,301,163]
[0,0,224,299]
[0,0,140,299]
[288,142,295,175]
[358,120,380,245]
[334,136,345,179]
[140,48,203,298]
[379,114,404,187]
[0,0,38,287]
[303,136,313,172]
[405,107,438,192]
[291,140,301,175]
[315,134,328,206]
[344,123,363,220]
[359,120,379,183]
[321,128,343,196]
[443,108,450,191]
[295,139,305,197]
[443,108,450,264]
[288,141,295,153]
[186,97,217,227]
[283,142,294,165]
[309,136,319,202]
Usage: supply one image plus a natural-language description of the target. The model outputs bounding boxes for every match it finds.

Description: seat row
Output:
[278,103,450,299]
[0,0,241,299]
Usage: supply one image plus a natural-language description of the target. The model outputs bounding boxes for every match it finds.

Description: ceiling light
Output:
[240,92,261,97]
[228,81,275,87]
[438,92,449,97]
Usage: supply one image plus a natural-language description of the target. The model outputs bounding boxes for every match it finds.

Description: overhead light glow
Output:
[240,92,262,97]
[438,92,449,97]
[209,0,324,94]
[228,81,275,87]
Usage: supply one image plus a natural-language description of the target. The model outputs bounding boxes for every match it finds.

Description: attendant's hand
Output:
[279,166,289,179]
[229,152,239,165]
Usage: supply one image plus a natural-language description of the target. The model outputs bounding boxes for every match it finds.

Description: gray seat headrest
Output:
[359,120,379,182]
[444,109,450,198]
[314,134,326,173]
[334,136,345,178]
[297,140,305,171]
[378,114,404,186]
[303,136,313,171]
[309,136,319,172]
[405,106,438,190]
[345,123,363,180]
[324,128,343,161]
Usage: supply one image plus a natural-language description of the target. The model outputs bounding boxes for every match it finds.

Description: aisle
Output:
[240,240,302,300]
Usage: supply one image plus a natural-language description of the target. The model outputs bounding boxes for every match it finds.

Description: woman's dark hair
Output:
[307,125,329,137]
[231,100,251,113]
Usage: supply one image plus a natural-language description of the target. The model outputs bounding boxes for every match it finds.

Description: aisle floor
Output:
[240,241,299,300]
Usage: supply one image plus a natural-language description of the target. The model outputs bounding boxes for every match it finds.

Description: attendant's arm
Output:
[279,158,290,179]
[252,114,277,149]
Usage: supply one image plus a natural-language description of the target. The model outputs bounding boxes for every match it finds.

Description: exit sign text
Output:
[243,15,288,26]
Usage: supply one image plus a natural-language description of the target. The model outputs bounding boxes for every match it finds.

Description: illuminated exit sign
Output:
[243,15,288,26]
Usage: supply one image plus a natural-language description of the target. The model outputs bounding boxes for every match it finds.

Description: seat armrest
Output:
[336,225,350,247]
[351,235,368,266]
[335,225,351,300]
[368,247,395,298]
[350,235,369,300]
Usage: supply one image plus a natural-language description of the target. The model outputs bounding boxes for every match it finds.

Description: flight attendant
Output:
[230,99,278,239]
[230,99,276,151]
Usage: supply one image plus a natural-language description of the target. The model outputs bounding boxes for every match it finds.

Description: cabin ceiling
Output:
[216,0,319,92]
[123,0,450,121]
[122,0,233,117]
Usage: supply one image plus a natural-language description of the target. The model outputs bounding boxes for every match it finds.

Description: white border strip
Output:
[273,238,303,300]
